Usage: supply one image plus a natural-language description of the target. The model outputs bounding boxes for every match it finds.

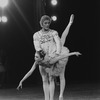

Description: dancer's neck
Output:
[42,28,50,33]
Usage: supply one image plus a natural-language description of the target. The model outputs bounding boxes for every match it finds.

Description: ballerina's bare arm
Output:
[19,62,37,83]
[17,61,38,90]
[49,52,81,64]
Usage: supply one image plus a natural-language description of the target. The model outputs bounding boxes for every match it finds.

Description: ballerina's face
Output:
[42,20,50,30]
[35,50,45,61]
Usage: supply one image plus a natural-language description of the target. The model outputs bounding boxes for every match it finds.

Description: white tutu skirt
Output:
[39,46,69,76]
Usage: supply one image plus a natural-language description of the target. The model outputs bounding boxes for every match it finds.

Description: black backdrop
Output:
[0,0,99,87]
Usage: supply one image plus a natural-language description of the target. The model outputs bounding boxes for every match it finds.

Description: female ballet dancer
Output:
[17,14,81,100]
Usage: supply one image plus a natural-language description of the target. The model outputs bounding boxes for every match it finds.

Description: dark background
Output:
[0,0,99,87]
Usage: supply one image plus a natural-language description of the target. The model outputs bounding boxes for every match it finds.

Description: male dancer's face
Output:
[42,20,50,30]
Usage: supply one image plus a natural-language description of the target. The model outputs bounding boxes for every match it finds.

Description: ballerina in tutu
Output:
[17,14,81,100]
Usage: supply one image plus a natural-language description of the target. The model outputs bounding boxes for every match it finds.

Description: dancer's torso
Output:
[36,29,57,58]
[35,29,69,76]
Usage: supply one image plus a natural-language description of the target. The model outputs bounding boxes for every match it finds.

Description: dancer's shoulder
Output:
[50,29,58,36]
[33,31,39,36]
[33,31,41,38]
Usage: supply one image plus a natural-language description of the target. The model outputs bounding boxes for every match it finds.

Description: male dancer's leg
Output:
[59,58,68,100]
[49,75,55,100]
[39,66,49,100]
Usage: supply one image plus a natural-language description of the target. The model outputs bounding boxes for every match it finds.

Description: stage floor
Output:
[0,83,99,100]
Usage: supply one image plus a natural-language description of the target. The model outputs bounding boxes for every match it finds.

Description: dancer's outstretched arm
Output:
[49,52,81,64]
[61,14,74,46]
[17,61,38,90]
[66,52,81,57]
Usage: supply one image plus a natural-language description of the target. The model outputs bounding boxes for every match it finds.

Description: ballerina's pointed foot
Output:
[70,14,74,24]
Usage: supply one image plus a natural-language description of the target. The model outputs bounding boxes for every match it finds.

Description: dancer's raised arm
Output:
[61,14,74,46]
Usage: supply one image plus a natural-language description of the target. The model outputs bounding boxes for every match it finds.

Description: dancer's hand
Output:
[74,52,82,56]
[17,81,23,90]
[69,14,74,25]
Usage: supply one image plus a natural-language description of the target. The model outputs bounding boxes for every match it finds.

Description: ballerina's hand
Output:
[75,52,82,56]
[69,14,74,25]
[17,81,23,90]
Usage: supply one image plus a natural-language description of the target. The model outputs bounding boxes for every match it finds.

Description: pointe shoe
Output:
[59,96,63,100]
